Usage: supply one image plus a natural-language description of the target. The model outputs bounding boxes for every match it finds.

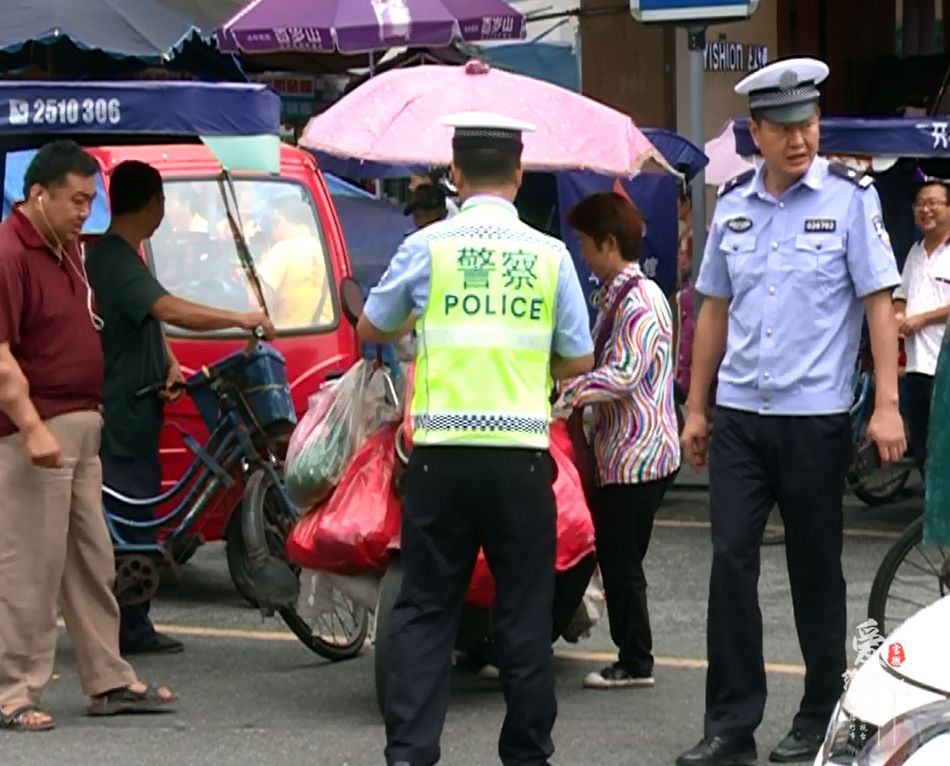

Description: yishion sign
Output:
[704,40,768,72]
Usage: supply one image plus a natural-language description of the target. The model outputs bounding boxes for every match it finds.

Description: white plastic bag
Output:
[561,571,606,643]
[284,360,401,510]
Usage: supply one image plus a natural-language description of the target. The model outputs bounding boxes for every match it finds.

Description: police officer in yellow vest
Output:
[357,112,594,766]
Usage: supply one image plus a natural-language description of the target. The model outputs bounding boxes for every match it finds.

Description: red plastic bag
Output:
[464,420,596,608]
[286,423,401,574]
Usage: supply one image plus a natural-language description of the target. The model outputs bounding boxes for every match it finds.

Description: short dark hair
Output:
[109,161,164,216]
[453,146,519,187]
[567,192,645,263]
[915,180,950,203]
[404,184,446,215]
[23,140,98,197]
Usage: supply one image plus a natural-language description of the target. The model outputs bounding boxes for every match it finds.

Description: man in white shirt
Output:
[894,180,950,475]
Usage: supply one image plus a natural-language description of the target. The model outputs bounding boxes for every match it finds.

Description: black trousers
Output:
[593,477,671,676]
[903,373,934,477]
[704,407,851,740]
[384,446,558,766]
[100,450,162,648]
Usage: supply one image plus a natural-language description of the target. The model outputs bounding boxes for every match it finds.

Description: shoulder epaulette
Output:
[717,169,755,197]
[829,162,875,189]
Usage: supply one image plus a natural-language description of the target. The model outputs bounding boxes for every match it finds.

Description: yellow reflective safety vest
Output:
[410,198,561,449]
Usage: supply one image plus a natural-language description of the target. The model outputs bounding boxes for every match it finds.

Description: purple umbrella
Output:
[217,0,525,54]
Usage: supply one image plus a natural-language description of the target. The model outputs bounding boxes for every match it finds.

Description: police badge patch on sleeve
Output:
[804,219,836,232]
[872,215,891,247]
[726,216,753,232]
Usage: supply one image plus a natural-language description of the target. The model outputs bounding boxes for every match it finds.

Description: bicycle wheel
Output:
[242,469,369,661]
[225,509,260,608]
[868,516,950,636]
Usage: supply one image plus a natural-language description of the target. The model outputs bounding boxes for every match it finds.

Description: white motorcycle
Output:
[814,596,950,765]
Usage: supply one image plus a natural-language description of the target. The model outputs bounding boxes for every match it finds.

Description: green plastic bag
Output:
[284,360,401,511]
[924,328,950,546]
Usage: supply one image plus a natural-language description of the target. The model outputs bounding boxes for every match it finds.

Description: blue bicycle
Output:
[102,339,369,662]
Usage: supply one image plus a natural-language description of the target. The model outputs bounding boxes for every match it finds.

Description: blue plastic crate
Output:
[187,344,297,437]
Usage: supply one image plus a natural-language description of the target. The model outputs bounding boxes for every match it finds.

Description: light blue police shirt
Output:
[697,156,901,415]
[363,194,593,359]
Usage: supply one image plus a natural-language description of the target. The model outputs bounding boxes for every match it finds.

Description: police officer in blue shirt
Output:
[356,111,594,766]
[677,58,906,766]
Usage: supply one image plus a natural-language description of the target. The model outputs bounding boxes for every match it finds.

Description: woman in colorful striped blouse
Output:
[557,192,682,690]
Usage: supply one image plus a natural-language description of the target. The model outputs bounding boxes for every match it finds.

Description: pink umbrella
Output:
[299,60,673,177]
[704,119,755,187]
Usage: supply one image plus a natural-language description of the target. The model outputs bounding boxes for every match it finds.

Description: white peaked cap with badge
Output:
[735,57,829,124]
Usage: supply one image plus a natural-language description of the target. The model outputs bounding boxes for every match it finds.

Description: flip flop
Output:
[0,705,55,732]
[86,684,177,716]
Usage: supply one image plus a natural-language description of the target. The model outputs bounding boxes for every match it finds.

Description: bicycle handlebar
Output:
[135,380,189,400]
[136,327,268,399]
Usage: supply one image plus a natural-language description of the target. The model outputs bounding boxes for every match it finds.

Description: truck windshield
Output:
[145,177,336,335]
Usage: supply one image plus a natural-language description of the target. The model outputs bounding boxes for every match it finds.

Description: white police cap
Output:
[441,111,535,152]
[735,57,829,124]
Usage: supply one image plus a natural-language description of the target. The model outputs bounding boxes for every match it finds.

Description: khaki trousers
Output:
[0,410,136,707]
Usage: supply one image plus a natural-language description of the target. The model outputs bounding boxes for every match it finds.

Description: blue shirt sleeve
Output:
[695,216,732,299]
[363,234,431,332]
[552,251,594,358]
[846,186,902,298]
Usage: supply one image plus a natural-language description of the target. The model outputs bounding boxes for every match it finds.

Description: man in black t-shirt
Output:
[86,161,274,655]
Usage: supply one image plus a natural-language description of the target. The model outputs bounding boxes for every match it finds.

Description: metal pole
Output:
[687,25,707,313]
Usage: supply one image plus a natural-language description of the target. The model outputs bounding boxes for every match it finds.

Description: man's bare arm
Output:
[0,342,42,433]
[152,295,263,333]
[551,353,594,381]
[685,297,729,414]
[915,304,950,327]
[866,291,901,408]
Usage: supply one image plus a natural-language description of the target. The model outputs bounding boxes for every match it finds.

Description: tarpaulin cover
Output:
[329,191,409,290]
[0,80,280,139]
[733,116,950,159]
[641,127,708,183]
[924,330,950,546]
[557,170,679,316]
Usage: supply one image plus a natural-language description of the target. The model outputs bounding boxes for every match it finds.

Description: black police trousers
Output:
[703,407,851,741]
[384,445,557,766]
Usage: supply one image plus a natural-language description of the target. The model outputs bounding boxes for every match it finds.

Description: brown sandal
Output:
[0,705,55,732]
[87,683,177,716]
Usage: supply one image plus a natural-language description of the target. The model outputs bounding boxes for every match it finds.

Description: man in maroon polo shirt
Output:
[0,140,176,732]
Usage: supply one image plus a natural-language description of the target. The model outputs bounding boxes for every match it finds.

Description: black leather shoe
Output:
[120,632,184,655]
[768,729,823,763]
[676,736,757,766]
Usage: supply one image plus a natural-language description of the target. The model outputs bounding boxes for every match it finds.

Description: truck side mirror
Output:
[340,276,365,328]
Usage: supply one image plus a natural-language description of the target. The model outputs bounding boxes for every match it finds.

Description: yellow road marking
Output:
[54,620,806,676]
[555,647,805,676]
[655,518,902,540]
